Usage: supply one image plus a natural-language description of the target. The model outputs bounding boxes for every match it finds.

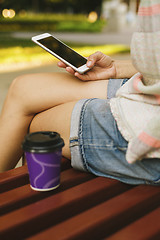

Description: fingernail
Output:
[87,61,92,67]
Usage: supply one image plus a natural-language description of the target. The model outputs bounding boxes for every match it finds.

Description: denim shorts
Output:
[70,79,160,185]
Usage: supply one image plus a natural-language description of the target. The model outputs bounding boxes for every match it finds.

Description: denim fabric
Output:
[70,79,160,185]
[107,78,128,99]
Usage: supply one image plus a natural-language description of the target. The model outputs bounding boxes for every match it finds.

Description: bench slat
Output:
[107,207,160,240]
[60,157,71,171]
[1,158,159,240]
[27,185,160,240]
[0,157,70,193]
[0,177,131,239]
[0,165,28,193]
[0,168,94,215]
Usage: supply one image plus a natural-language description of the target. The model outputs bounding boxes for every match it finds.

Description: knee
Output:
[6,74,34,107]
[8,74,28,98]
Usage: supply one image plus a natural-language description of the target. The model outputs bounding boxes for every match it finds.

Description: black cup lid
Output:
[22,131,64,153]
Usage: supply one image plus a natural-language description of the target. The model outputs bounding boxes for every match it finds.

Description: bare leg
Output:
[30,101,77,159]
[0,72,108,172]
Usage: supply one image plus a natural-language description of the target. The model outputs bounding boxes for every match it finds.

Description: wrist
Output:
[114,60,137,79]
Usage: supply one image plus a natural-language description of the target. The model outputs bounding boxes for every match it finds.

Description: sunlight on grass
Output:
[0,47,51,64]
[74,45,130,57]
[0,45,130,68]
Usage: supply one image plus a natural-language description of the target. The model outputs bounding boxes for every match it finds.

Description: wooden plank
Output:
[0,168,94,215]
[27,185,160,240]
[61,157,71,171]
[0,178,131,239]
[107,207,160,240]
[0,165,29,193]
[0,157,70,194]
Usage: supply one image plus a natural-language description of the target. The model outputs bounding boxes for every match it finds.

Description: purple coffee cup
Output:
[22,131,64,191]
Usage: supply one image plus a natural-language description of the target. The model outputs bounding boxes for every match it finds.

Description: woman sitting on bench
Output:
[0,0,160,185]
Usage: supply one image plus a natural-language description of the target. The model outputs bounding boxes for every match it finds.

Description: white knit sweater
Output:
[110,0,160,164]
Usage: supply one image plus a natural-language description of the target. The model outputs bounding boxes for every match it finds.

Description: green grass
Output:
[0,34,130,69]
[0,13,106,32]
[0,13,91,22]
[0,14,130,71]
[0,44,130,65]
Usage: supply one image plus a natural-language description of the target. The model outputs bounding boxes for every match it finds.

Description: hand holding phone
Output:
[58,51,117,82]
[32,33,90,74]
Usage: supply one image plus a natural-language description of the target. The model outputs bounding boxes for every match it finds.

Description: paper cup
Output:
[22,131,64,191]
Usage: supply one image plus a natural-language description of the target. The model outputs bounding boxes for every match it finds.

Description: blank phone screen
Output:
[38,36,87,68]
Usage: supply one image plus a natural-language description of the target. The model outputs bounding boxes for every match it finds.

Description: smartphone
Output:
[32,33,90,74]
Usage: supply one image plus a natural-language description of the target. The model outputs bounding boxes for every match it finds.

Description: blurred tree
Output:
[32,0,39,12]
[0,0,42,12]
[69,0,103,16]
[0,0,103,15]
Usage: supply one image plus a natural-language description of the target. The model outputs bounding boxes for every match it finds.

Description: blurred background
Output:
[0,0,140,111]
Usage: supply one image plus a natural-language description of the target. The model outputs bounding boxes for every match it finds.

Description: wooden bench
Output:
[0,157,160,240]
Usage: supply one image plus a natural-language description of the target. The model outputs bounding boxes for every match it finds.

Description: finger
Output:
[66,67,75,75]
[86,51,103,67]
[75,72,91,81]
[57,61,67,68]
[87,51,113,68]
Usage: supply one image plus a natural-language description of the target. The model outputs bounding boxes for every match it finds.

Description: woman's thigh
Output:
[9,72,108,114]
[30,101,77,159]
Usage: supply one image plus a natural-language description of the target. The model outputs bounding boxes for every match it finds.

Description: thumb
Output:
[86,51,103,68]
[87,51,113,68]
